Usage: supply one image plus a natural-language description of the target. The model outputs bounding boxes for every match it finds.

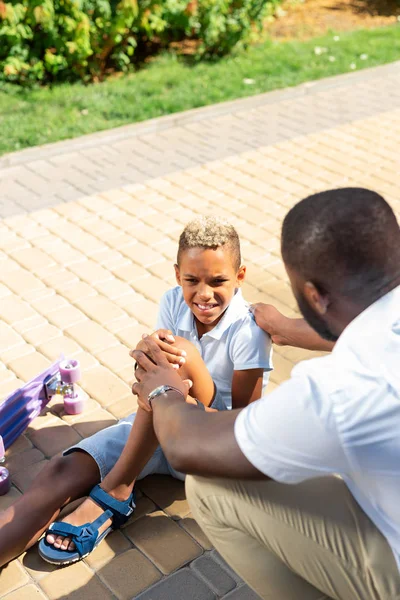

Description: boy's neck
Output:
[193,288,240,338]
[194,307,227,338]
[195,317,216,339]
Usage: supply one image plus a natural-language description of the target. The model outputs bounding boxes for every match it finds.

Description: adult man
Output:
[132,188,400,600]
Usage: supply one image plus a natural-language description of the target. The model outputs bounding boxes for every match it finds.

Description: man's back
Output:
[325,285,400,559]
[235,285,400,570]
[294,284,400,567]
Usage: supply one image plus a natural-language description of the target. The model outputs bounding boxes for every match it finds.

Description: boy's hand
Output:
[131,330,186,369]
[250,303,290,346]
[132,337,191,412]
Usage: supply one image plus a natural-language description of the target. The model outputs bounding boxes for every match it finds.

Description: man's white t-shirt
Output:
[156,286,273,410]
[235,284,400,571]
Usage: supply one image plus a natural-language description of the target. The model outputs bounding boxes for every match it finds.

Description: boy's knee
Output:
[173,336,201,359]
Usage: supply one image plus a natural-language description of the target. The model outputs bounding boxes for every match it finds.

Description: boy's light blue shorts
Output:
[64,412,185,482]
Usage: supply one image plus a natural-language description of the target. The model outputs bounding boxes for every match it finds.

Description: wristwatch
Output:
[147,385,185,409]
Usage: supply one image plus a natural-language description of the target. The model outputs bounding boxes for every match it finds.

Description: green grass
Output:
[1,24,400,156]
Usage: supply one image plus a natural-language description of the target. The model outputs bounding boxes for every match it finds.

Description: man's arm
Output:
[251,303,335,352]
[152,396,264,478]
[131,339,266,479]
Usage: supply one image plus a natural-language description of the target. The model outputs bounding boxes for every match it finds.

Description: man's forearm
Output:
[151,393,264,479]
[282,318,335,352]
[251,303,335,352]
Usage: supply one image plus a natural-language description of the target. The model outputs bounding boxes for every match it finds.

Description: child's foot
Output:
[46,496,107,551]
[46,487,131,552]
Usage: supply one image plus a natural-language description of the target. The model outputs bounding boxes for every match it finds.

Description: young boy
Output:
[0,216,272,567]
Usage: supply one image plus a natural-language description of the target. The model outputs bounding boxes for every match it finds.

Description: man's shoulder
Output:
[293,352,338,380]
[292,348,362,398]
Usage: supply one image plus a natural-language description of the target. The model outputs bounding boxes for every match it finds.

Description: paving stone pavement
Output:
[1,61,400,218]
[1,61,400,599]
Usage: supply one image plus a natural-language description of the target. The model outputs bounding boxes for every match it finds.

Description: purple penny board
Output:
[0,357,64,450]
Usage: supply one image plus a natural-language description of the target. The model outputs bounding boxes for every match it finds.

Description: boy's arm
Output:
[229,315,273,409]
[132,340,264,479]
[251,303,335,352]
[231,369,264,409]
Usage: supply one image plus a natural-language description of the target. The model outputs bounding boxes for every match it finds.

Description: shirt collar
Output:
[177,288,248,340]
[334,284,400,353]
[177,302,194,333]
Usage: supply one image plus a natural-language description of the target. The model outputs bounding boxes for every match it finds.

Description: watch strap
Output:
[148,385,185,408]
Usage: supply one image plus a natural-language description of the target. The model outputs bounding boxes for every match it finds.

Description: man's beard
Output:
[296,293,339,343]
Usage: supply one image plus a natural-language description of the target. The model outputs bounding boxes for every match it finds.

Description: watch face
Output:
[149,385,167,399]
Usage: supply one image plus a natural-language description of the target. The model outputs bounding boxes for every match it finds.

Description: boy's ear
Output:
[236,265,246,287]
[174,264,181,286]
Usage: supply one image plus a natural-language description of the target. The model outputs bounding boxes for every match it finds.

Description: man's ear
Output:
[236,265,246,287]
[303,281,329,314]
[174,264,181,286]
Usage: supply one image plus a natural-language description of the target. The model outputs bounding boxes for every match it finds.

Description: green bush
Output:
[0,0,278,85]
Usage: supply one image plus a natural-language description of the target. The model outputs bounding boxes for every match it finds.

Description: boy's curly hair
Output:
[177,216,241,270]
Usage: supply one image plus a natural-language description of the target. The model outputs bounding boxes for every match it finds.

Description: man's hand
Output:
[250,303,290,345]
[131,330,186,370]
[152,329,175,344]
[251,303,335,352]
[131,337,191,412]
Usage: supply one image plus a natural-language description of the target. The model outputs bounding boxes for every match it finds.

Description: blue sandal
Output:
[38,485,136,565]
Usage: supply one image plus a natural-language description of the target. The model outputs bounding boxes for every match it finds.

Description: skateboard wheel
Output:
[64,389,85,415]
[59,359,81,384]
[0,467,11,496]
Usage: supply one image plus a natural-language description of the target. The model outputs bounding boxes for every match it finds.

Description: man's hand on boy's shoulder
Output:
[251,303,335,352]
[133,329,187,370]
[250,303,290,346]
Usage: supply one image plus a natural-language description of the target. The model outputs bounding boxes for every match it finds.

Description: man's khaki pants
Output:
[186,475,400,600]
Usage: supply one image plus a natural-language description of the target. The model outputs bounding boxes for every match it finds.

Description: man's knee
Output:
[185,475,208,520]
[185,474,221,515]
[185,474,201,504]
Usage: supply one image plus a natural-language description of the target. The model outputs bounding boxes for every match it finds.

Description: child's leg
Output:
[0,451,100,567]
[48,339,214,552]
[48,408,159,551]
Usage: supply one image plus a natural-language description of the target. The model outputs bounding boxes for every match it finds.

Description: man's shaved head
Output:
[281,188,400,302]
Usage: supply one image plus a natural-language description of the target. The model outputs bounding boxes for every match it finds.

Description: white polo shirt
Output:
[235,284,400,571]
[156,286,273,410]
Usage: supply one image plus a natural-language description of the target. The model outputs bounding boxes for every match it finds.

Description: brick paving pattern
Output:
[1,61,400,598]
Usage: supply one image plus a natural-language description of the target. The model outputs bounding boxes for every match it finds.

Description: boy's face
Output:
[175,246,246,335]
